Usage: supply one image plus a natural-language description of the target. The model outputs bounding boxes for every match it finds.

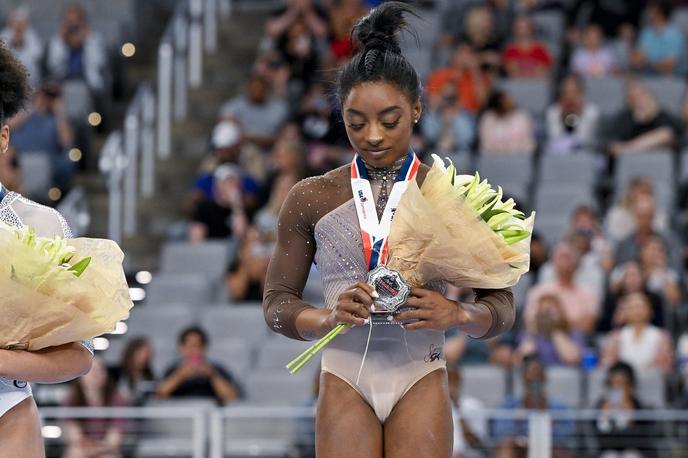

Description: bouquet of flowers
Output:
[0,222,133,351]
[287,155,535,373]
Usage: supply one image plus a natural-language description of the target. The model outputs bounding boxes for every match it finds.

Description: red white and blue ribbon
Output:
[0,183,6,203]
[350,151,420,271]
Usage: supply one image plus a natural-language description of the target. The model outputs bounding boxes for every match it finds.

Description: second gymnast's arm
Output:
[263,179,331,341]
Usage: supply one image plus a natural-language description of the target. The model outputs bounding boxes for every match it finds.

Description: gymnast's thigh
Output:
[316,371,383,458]
[0,397,45,458]
[383,368,453,458]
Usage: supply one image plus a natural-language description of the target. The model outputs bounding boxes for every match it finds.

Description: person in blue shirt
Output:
[631,1,685,75]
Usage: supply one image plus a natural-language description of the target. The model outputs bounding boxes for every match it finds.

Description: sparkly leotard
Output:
[263,161,514,422]
[0,184,94,417]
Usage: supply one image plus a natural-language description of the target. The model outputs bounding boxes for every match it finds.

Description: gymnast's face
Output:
[343,81,421,169]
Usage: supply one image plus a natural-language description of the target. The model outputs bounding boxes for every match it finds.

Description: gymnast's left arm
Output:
[0,342,93,384]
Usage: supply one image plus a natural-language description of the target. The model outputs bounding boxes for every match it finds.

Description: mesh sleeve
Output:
[263,179,319,340]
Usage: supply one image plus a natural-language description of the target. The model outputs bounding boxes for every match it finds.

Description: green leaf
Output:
[68,257,91,277]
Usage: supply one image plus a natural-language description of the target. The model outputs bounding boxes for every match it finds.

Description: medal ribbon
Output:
[0,183,6,203]
[350,151,420,271]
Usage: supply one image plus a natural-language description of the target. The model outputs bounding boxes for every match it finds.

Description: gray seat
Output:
[61,80,94,123]
[586,367,666,408]
[200,306,270,346]
[513,366,583,408]
[159,240,231,284]
[497,78,551,118]
[206,337,252,382]
[125,306,194,345]
[614,150,675,209]
[476,154,534,204]
[256,338,318,378]
[145,273,215,305]
[531,10,564,61]
[584,77,625,117]
[539,152,598,185]
[511,272,533,311]
[534,215,568,248]
[461,365,508,408]
[18,151,52,200]
[223,408,307,457]
[244,372,313,405]
[534,183,595,219]
[640,77,686,116]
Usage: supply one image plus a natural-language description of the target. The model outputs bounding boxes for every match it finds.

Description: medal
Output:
[351,151,419,324]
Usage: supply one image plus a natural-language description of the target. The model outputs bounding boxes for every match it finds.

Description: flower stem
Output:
[286,323,347,374]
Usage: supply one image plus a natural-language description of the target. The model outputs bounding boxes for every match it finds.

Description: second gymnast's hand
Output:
[395,287,469,331]
[326,282,375,332]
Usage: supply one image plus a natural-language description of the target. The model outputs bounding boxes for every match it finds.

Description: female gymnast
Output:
[0,42,93,457]
[263,3,515,456]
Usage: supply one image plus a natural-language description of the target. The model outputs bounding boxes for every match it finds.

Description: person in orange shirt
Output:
[426,42,491,114]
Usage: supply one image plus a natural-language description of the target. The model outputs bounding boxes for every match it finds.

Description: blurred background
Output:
[2,0,688,456]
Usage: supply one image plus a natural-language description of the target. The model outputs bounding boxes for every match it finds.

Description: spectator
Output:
[447,368,486,458]
[255,172,300,239]
[462,5,503,74]
[639,235,683,308]
[0,7,43,86]
[426,42,491,114]
[570,24,618,78]
[295,82,346,146]
[502,15,553,78]
[219,74,289,148]
[226,225,274,302]
[594,362,656,455]
[117,337,155,406]
[156,326,241,405]
[526,241,599,334]
[545,74,600,154]
[567,0,645,40]
[607,79,682,156]
[599,261,665,333]
[630,1,685,75]
[493,357,574,447]
[514,293,584,367]
[478,90,536,155]
[601,292,674,375]
[46,4,107,94]
[0,144,20,193]
[567,205,614,274]
[188,164,249,242]
[252,51,292,100]
[614,193,682,271]
[7,82,75,191]
[275,17,321,93]
[604,177,668,243]
[264,0,328,44]
[63,357,128,458]
[420,82,476,154]
[328,0,369,62]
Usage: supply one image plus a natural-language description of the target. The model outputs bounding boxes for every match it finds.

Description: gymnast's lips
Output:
[363,148,392,157]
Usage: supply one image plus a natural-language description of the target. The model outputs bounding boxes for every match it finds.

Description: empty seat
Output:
[534,183,595,219]
[640,77,686,116]
[614,150,675,208]
[256,339,316,375]
[244,372,313,405]
[159,240,231,284]
[19,151,52,201]
[461,365,508,407]
[200,306,270,345]
[497,78,552,118]
[145,273,215,305]
[585,77,625,117]
[513,366,584,408]
[539,152,599,185]
[511,272,533,311]
[476,154,534,204]
[206,337,252,381]
[534,215,568,248]
[124,306,194,344]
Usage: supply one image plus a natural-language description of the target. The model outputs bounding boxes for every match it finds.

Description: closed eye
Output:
[383,122,399,129]
[348,123,364,130]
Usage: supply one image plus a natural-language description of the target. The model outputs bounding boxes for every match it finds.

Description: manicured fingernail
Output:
[371,290,379,298]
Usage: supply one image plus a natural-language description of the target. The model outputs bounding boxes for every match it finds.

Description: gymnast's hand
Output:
[395,287,469,331]
[326,282,375,332]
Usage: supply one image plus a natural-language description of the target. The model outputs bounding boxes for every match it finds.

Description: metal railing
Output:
[101,0,232,242]
[39,405,688,458]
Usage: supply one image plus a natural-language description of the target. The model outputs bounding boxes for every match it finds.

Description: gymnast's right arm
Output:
[263,180,329,341]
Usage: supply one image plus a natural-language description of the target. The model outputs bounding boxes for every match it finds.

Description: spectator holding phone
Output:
[156,327,242,405]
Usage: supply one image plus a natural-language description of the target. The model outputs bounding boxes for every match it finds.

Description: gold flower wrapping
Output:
[386,159,535,289]
[0,230,133,350]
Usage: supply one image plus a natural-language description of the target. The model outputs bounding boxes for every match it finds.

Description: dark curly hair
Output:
[0,41,32,124]
[336,1,421,105]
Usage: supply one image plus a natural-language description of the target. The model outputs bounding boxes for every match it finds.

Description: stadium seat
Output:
[640,77,686,116]
[497,78,552,119]
[614,150,676,210]
[513,366,584,408]
[584,77,625,117]
[531,10,564,61]
[511,272,532,311]
[586,367,666,408]
[538,152,598,186]
[159,240,232,284]
[534,183,596,219]
[534,215,568,248]
[145,273,215,305]
[200,306,271,347]
[223,408,308,457]
[206,337,252,382]
[461,365,508,408]
[255,338,318,379]
[476,154,534,205]
[18,151,52,201]
[244,372,314,405]
[681,149,688,182]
